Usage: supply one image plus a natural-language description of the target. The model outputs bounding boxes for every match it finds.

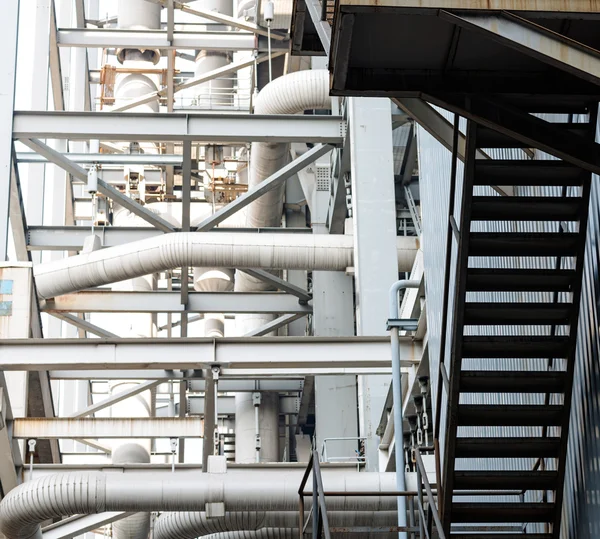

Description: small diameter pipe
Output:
[389,279,420,539]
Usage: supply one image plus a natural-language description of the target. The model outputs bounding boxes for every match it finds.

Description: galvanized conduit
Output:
[33,232,418,299]
[0,471,397,539]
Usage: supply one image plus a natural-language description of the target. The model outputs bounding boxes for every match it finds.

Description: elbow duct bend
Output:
[0,471,397,539]
[33,233,418,299]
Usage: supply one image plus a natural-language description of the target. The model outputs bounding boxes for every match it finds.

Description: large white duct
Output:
[0,470,397,539]
[111,445,152,539]
[234,69,332,336]
[33,232,418,299]
[154,510,399,539]
[245,69,330,229]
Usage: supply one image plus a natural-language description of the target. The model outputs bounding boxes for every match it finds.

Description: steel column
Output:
[0,0,19,260]
[349,98,400,471]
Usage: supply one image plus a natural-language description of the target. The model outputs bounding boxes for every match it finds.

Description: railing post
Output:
[417,461,425,538]
[408,495,416,539]
[312,456,319,539]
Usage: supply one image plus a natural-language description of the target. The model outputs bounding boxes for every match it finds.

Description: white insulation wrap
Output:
[33,233,418,299]
[0,471,397,539]
[246,70,331,229]
[154,510,399,539]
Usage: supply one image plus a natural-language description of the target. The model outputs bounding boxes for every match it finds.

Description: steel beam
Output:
[27,226,312,250]
[42,512,133,539]
[188,379,304,392]
[50,313,119,338]
[17,152,184,166]
[187,395,299,415]
[305,0,332,52]
[0,2,19,260]
[13,417,204,439]
[56,28,288,52]
[240,269,312,303]
[0,336,419,371]
[70,380,160,418]
[41,291,312,314]
[13,112,346,144]
[441,11,600,86]
[173,0,287,40]
[49,1,65,111]
[195,144,333,232]
[243,313,307,336]
[20,138,176,232]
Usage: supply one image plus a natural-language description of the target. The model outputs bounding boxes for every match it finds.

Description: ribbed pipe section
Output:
[0,471,397,539]
[112,445,151,539]
[154,510,400,539]
[245,69,330,229]
[33,232,418,299]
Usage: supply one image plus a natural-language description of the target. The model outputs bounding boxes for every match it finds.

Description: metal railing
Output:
[320,436,366,468]
[298,449,446,539]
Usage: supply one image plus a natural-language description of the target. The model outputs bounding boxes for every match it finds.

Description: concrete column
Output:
[235,392,279,463]
[308,145,359,462]
[348,97,398,471]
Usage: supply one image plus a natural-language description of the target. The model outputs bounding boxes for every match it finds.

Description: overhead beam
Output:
[19,138,176,232]
[195,144,333,231]
[17,152,184,166]
[69,380,160,418]
[112,53,283,113]
[13,112,346,145]
[49,1,65,111]
[428,93,600,176]
[50,313,119,338]
[56,28,287,52]
[173,0,287,40]
[241,269,312,303]
[41,291,312,314]
[346,0,600,11]
[304,0,332,52]
[13,417,204,439]
[441,11,600,86]
[0,336,419,371]
[43,512,133,539]
[26,226,312,250]
[243,313,307,336]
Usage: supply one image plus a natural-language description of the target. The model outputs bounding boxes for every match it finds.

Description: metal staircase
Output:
[442,110,596,538]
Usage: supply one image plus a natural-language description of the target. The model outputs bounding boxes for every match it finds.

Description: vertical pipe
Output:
[389,279,420,539]
[202,369,216,471]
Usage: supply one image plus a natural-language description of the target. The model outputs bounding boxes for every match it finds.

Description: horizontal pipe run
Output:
[0,470,398,539]
[33,232,418,299]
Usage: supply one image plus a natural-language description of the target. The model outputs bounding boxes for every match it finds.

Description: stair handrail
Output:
[298,450,332,539]
[415,447,446,539]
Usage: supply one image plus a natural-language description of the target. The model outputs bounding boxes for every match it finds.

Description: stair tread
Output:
[459,371,567,393]
[471,196,584,221]
[466,268,576,292]
[469,232,581,257]
[477,123,592,148]
[451,534,552,539]
[473,160,586,187]
[462,335,572,358]
[455,437,561,458]
[458,404,564,426]
[463,302,574,325]
[451,502,555,523]
[454,470,558,490]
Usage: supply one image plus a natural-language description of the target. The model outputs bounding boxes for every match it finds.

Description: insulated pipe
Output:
[154,510,400,539]
[0,471,397,539]
[245,69,330,230]
[111,445,152,539]
[388,280,420,539]
[33,233,418,299]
